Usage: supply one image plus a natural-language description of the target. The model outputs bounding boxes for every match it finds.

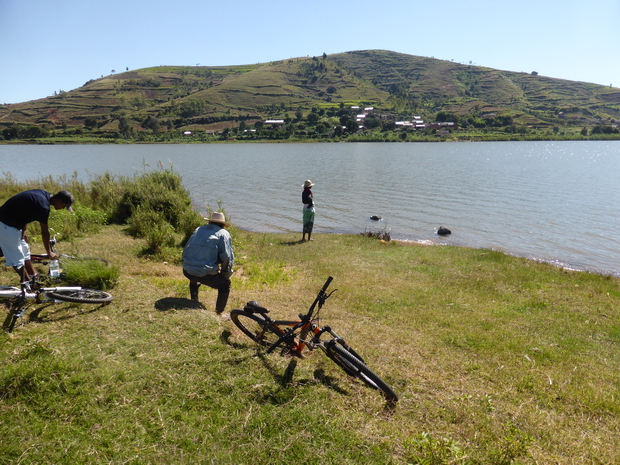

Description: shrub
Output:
[1,167,204,257]
[88,171,127,217]
[128,207,176,253]
[111,169,194,229]
[47,206,108,240]
[178,208,206,245]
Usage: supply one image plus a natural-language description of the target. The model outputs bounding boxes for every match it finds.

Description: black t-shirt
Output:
[302,188,313,206]
[0,189,51,230]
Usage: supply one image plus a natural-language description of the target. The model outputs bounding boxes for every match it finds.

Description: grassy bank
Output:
[1,225,620,464]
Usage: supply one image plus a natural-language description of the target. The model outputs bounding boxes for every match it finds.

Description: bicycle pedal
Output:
[11,309,26,318]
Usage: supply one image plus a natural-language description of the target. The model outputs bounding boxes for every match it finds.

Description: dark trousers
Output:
[183,269,231,312]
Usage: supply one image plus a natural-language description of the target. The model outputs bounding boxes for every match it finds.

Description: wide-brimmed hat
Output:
[303,180,314,188]
[205,211,230,227]
[54,190,74,212]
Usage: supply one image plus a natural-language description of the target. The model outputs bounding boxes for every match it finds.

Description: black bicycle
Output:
[230,277,398,402]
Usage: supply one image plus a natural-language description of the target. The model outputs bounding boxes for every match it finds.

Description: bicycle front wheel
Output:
[230,309,284,348]
[326,341,398,402]
[48,289,113,304]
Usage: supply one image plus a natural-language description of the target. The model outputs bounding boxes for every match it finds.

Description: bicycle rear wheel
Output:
[47,289,113,304]
[325,341,398,402]
[230,309,284,348]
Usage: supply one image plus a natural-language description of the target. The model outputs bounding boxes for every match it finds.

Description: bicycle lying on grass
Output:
[1,236,114,333]
[230,277,398,402]
[1,281,113,333]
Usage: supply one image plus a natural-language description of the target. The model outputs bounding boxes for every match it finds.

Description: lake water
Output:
[1,141,619,276]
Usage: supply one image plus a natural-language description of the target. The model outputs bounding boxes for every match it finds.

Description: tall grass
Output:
[1,166,203,255]
[60,258,120,290]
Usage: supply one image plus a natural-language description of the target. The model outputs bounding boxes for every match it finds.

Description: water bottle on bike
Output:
[49,259,61,278]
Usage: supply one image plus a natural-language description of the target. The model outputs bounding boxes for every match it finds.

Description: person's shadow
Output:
[282,239,305,245]
[154,297,204,311]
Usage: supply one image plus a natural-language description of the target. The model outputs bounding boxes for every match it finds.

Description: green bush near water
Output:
[92,167,204,252]
[1,167,204,256]
[0,167,202,286]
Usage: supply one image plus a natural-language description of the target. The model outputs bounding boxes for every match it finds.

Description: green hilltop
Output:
[1,49,619,142]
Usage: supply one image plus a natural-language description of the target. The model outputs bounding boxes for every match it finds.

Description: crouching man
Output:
[182,212,234,314]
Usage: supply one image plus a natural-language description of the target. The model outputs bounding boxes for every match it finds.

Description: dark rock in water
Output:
[437,226,451,235]
[370,215,382,221]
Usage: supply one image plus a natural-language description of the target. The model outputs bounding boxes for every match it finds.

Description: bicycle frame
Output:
[253,276,354,357]
[0,284,83,313]
[263,316,345,356]
[0,285,83,300]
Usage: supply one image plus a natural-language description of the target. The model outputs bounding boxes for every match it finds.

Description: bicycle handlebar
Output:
[305,276,333,318]
[265,277,334,354]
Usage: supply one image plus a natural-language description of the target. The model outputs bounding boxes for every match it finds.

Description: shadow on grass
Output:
[154,297,204,311]
[4,302,109,332]
[281,239,306,246]
[219,328,257,351]
[218,327,363,402]
[254,351,350,396]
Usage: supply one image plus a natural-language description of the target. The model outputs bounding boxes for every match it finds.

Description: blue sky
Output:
[1,0,619,104]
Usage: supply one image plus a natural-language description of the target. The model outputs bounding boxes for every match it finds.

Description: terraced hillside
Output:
[1,50,619,140]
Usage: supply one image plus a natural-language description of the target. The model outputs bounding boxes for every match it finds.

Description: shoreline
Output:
[238,225,620,278]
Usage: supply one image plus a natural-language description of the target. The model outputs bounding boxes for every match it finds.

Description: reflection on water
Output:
[1,141,619,276]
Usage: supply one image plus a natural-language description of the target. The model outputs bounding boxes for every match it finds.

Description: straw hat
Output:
[205,211,230,227]
[303,180,314,188]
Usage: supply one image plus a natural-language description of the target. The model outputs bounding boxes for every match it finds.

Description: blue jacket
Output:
[182,223,234,278]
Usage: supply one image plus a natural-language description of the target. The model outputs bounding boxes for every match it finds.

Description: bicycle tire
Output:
[47,289,113,304]
[230,309,284,348]
[326,341,398,402]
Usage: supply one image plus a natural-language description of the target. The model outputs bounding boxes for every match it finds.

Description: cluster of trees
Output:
[2,125,51,140]
[436,111,513,129]
[3,102,620,142]
[590,125,620,134]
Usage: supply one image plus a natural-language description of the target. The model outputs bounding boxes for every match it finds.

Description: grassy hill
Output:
[1,49,620,142]
[330,50,620,124]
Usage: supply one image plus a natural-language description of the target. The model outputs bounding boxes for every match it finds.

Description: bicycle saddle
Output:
[244,301,269,314]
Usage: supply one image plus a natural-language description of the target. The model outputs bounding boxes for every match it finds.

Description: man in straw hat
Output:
[302,179,315,242]
[182,212,234,314]
[0,189,74,284]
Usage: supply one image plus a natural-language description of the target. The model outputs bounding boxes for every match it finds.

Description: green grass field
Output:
[1,226,619,464]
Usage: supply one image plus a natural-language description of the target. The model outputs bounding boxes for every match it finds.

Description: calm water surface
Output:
[1,141,619,276]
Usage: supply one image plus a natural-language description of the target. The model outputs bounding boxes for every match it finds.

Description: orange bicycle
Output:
[230,277,398,402]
